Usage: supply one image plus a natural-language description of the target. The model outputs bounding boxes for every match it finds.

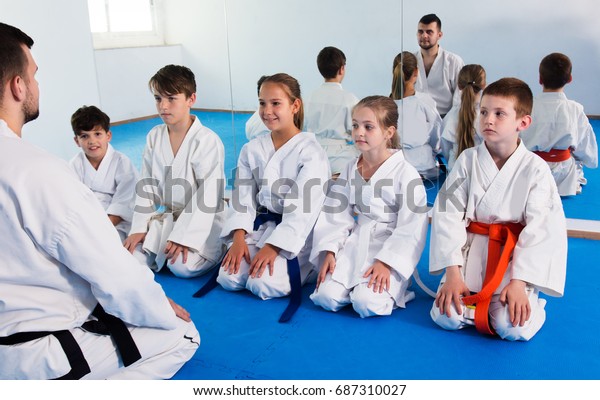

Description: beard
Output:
[23,90,39,124]
[419,41,435,51]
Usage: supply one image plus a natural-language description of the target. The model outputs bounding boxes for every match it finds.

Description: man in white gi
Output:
[0,22,199,379]
[415,14,464,117]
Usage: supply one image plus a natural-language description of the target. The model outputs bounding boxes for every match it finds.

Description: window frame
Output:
[88,0,165,49]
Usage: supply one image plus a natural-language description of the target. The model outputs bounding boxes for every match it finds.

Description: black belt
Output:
[194,209,303,323]
[0,304,141,379]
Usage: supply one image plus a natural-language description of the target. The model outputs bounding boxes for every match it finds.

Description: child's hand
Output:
[221,230,250,274]
[249,244,280,278]
[316,252,336,290]
[435,265,470,317]
[168,297,191,322]
[108,214,123,227]
[165,241,188,264]
[364,260,391,293]
[500,279,531,327]
[123,232,146,253]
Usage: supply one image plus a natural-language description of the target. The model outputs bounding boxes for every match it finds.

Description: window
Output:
[87,0,164,49]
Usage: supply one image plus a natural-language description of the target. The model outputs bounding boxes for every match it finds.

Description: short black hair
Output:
[539,53,572,90]
[419,14,442,30]
[0,23,34,106]
[316,46,346,80]
[71,105,111,135]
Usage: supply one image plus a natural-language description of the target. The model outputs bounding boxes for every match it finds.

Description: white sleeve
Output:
[129,135,156,234]
[511,165,567,297]
[375,168,429,280]
[429,158,469,274]
[168,135,225,252]
[309,165,355,265]
[106,155,138,223]
[27,163,177,329]
[221,144,258,238]
[572,109,598,168]
[266,145,330,258]
[425,104,443,154]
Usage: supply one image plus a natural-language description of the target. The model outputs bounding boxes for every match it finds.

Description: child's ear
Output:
[517,115,532,132]
[73,136,81,147]
[292,98,301,114]
[567,74,573,84]
[106,130,112,141]
[187,93,197,106]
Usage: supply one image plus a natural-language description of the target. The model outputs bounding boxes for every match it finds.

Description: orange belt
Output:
[534,148,571,162]
[461,221,524,336]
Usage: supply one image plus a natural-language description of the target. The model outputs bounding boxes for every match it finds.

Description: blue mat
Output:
[158,234,600,380]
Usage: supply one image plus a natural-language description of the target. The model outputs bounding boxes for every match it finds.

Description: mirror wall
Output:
[220,0,599,221]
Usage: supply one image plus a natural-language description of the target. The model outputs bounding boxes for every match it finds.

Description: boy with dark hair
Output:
[521,52,598,196]
[304,46,359,177]
[124,64,226,278]
[70,105,138,241]
[430,77,567,341]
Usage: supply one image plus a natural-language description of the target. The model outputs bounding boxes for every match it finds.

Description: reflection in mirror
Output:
[401,1,600,224]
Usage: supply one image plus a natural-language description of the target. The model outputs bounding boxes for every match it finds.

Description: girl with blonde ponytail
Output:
[441,64,486,170]
[390,51,443,180]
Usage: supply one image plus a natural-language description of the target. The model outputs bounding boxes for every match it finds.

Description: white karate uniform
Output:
[217,132,330,299]
[521,92,598,196]
[429,141,567,341]
[309,150,428,318]
[245,110,270,141]
[395,92,442,179]
[440,101,483,171]
[0,119,199,379]
[304,82,360,175]
[130,116,226,278]
[69,144,138,241]
[415,46,464,116]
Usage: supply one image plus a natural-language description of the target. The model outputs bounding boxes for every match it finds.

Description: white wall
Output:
[94,45,183,121]
[1,0,100,160]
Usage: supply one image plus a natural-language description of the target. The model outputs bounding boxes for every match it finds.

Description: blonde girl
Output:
[441,64,486,170]
[391,51,442,179]
[309,96,428,318]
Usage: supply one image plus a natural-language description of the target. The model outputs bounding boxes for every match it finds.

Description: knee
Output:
[246,276,290,300]
[216,268,247,291]
[168,256,216,279]
[430,302,464,330]
[310,282,348,312]
[490,303,546,341]
[350,285,394,318]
